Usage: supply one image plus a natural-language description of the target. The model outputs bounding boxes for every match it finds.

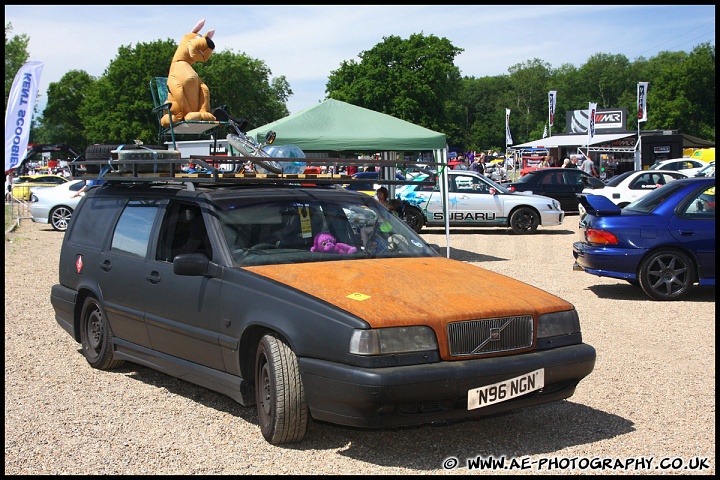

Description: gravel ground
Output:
[5,216,715,475]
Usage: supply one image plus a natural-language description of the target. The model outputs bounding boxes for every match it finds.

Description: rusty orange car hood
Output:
[244,257,572,327]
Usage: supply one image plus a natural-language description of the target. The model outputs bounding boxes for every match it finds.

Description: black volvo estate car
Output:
[51,155,595,444]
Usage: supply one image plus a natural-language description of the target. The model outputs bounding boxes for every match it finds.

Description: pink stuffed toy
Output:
[310,233,357,254]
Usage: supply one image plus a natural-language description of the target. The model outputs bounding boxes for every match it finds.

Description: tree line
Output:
[5,23,716,156]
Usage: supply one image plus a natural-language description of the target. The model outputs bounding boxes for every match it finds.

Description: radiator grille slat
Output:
[447,316,534,356]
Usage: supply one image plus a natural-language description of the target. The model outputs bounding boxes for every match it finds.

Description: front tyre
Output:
[255,333,308,444]
[50,205,73,231]
[79,296,124,370]
[403,207,425,233]
[638,249,695,301]
[509,207,540,235]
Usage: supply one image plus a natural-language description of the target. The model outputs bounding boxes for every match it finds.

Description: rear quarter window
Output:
[67,196,126,248]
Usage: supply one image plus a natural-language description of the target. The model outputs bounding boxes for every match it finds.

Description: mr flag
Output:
[637,82,648,123]
[505,108,513,146]
[548,91,557,127]
[5,61,44,173]
[587,102,597,146]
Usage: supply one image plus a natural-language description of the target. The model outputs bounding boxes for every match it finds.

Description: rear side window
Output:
[69,181,87,192]
[111,200,161,258]
[67,196,126,248]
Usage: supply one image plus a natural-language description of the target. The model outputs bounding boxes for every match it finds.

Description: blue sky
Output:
[5,5,716,116]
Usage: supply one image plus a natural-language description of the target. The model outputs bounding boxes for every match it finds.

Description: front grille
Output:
[447,315,534,356]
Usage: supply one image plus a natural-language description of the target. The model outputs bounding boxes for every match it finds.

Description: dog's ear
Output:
[192,18,205,34]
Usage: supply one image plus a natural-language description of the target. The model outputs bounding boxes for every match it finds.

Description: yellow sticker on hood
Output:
[347,293,370,301]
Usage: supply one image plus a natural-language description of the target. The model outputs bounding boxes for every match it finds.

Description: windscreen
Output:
[215,191,438,266]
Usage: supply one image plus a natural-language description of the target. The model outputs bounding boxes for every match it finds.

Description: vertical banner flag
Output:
[505,108,513,146]
[587,102,597,146]
[542,124,548,139]
[637,82,648,123]
[5,61,44,173]
[548,90,557,127]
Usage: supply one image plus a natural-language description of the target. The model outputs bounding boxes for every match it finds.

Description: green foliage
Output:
[41,38,291,148]
[505,59,553,143]
[580,53,633,109]
[33,70,96,149]
[5,22,30,112]
[327,33,463,135]
[195,50,290,131]
[634,43,716,141]
[79,40,177,145]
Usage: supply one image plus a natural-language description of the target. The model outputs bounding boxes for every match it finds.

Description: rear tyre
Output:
[255,333,308,444]
[509,207,540,234]
[79,296,124,370]
[638,249,695,301]
[49,205,73,231]
[403,207,425,233]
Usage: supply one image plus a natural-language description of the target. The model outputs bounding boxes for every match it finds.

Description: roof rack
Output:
[70,149,439,188]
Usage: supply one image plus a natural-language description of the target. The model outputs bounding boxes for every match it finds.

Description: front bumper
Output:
[300,343,596,428]
[541,210,564,227]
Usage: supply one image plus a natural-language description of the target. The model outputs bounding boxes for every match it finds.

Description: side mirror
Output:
[265,131,276,145]
[173,253,219,278]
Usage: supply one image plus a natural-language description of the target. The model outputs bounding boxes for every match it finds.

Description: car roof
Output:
[18,174,66,180]
[654,158,702,165]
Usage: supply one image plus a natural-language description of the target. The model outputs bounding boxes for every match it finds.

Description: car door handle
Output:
[145,272,162,284]
[100,260,111,271]
[678,230,695,236]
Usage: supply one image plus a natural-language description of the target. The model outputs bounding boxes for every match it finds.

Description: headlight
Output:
[349,326,438,355]
[537,310,580,338]
[550,199,561,210]
[30,194,38,202]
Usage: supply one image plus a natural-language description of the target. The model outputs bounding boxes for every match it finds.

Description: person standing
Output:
[570,155,580,168]
[375,186,389,208]
[538,155,550,168]
[472,152,486,176]
[5,173,14,202]
[581,155,597,176]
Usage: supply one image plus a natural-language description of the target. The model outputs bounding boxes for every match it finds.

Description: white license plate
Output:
[468,368,545,410]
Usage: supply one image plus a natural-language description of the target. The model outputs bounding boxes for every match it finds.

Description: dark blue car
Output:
[573,177,715,300]
[343,171,406,194]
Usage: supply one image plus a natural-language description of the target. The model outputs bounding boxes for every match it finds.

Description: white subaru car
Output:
[396,170,564,234]
[29,179,88,231]
[581,169,688,208]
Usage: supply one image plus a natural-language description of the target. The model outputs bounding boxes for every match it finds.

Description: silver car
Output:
[29,179,87,231]
[397,170,564,234]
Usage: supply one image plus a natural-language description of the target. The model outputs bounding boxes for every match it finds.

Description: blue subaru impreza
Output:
[573,177,715,300]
